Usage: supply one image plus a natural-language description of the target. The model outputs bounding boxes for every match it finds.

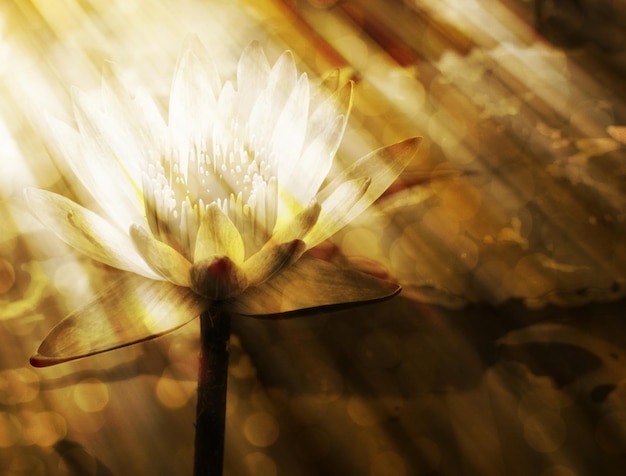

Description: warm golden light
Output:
[2,0,625,475]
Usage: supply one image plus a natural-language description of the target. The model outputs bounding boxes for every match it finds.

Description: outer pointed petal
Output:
[304,177,371,248]
[130,225,192,287]
[30,274,208,367]
[194,204,245,264]
[224,255,401,317]
[25,188,160,280]
[319,137,422,203]
[307,137,422,248]
[243,239,306,287]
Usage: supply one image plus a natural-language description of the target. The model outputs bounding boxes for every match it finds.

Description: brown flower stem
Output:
[194,307,230,476]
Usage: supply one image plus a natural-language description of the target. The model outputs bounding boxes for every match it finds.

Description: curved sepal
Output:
[130,225,192,286]
[243,239,306,287]
[30,274,208,367]
[224,255,401,317]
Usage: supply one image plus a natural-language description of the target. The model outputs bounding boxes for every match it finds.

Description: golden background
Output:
[1,0,625,474]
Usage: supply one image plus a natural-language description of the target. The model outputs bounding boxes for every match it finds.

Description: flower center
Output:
[141,129,278,261]
[189,256,248,300]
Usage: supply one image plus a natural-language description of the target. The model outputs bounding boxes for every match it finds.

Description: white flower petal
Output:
[29,40,416,366]
[25,188,160,279]
[271,74,310,178]
[212,81,237,172]
[101,63,169,153]
[183,35,221,94]
[70,88,146,231]
[267,51,298,94]
[246,51,298,141]
[130,225,192,287]
[277,82,352,215]
[266,50,298,109]
[169,38,220,176]
[44,115,100,205]
[97,66,147,182]
[72,87,144,185]
[30,274,207,367]
[236,41,270,121]
[306,138,421,248]
[194,203,245,264]
[308,80,352,145]
[224,255,401,316]
[216,80,236,115]
[284,114,344,205]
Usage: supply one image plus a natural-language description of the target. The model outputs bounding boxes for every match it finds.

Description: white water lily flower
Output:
[26,39,420,366]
